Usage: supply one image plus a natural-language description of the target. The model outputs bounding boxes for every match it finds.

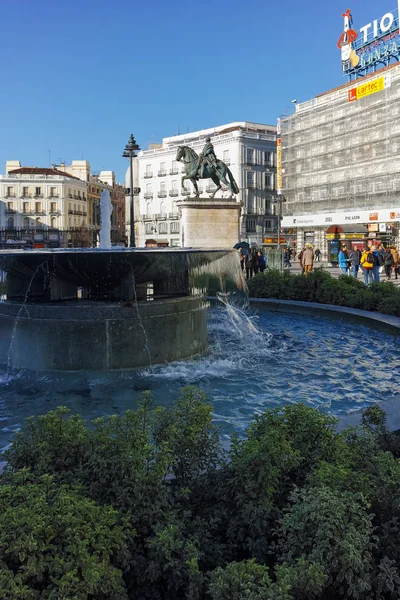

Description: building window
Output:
[6,186,14,197]
[50,186,58,197]
[265,174,272,190]
[145,222,154,234]
[50,202,57,213]
[146,202,152,217]
[159,221,168,233]
[23,217,29,228]
[265,219,273,230]
[22,186,29,197]
[170,239,180,247]
[246,149,255,165]
[35,187,42,197]
[158,162,166,176]
[223,150,230,164]
[51,217,57,228]
[35,202,42,213]
[264,151,272,165]
[246,218,256,232]
[160,201,166,215]
[170,160,179,174]
[7,217,14,228]
[7,202,14,211]
[145,183,153,199]
[23,202,30,213]
[247,192,255,214]
[246,171,255,189]
[170,221,180,233]
[145,164,152,177]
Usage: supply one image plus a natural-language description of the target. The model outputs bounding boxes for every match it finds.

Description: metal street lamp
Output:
[122,134,140,247]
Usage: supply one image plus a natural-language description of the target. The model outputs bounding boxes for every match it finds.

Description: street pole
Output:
[277,198,281,251]
[123,134,140,248]
[129,153,134,247]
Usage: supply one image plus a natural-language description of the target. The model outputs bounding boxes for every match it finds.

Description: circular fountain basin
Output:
[0,248,242,370]
[0,304,399,451]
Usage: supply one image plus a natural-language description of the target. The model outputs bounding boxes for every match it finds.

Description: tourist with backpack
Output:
[360,248,374,285]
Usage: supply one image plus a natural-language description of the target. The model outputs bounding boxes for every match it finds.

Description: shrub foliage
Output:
[247,269,400,317]
[2,390,400,598]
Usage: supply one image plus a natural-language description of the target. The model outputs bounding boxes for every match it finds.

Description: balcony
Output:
[5,209,16,214]
[49,210,61,216]
[68,194,73,198]
[68,209,73,214]
[158,170,167,177]
[35,211,46,216]
[144,172,153,179]
[48,194,60,198]
[154,213,167,220]
[169,212,179,219]
[144,193,153,199]
[141,214,153,221]
[5,194,16,198]
[246,183,257,189]
[169,190,179,197]
[34,194,44,198]
[246,160,256,166]
[22,210,34,215]
[169,168,179,175]
[157,191,167,198]
[21,194,32,198]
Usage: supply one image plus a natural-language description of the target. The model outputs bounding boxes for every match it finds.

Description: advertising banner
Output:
[276,138,282,194]
[281,208,400,228]
[348,75,388,102]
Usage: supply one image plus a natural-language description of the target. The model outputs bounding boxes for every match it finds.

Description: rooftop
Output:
[8,167,80,180]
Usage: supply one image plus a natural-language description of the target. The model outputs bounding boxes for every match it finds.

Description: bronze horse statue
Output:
[176,146,239,198]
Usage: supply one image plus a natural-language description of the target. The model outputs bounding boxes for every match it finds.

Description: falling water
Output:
[99,189,113,249]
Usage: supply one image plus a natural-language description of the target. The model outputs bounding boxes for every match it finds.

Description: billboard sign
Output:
[338,6,400,80]
[348,75,390,102]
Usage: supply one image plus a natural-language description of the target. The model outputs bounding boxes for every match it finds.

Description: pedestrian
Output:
[349,245,361,278]
[258,251,267,273]
[315,248,321,262]
[252,250,259,275]
[338,246,350,275]
[391,246,399,280]
[298,247,305,273]
[302,245,314,274]
[384,247,394,280]
[283,247,291,268]
[245,252,253,280]
[371,245,381,282]
[360,247,374,285]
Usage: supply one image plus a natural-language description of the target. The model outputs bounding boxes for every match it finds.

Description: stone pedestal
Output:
[178,198,242,249]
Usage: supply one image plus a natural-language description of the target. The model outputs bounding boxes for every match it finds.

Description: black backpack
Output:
[366,252,374,264]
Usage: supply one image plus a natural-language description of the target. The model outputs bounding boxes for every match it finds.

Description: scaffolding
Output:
[281,63,400,221]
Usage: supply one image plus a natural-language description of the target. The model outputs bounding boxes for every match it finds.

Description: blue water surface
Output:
[0,305,399,451]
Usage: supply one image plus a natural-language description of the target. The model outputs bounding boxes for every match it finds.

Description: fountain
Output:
[0,233,243,371]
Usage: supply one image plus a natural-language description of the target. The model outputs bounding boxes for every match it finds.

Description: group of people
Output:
[238,249,267,279]
[339,244,399,285]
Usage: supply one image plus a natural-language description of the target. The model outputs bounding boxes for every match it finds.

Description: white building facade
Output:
[0,162,88,248]
[126,122,277,248]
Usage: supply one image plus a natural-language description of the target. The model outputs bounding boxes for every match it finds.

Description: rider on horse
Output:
[197,136,218,178]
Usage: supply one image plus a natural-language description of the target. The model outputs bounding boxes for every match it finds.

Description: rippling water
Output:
[0,304,399,451]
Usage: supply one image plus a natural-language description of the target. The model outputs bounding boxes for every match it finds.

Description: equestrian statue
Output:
[176,136,239,198]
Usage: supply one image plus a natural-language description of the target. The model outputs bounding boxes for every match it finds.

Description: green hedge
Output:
[247,269,400,317]
[2,391,400,599]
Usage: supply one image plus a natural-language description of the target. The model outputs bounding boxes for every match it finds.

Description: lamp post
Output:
[123,134,140,247]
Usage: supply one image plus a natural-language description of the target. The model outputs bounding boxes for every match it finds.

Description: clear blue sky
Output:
[0,0,387,182]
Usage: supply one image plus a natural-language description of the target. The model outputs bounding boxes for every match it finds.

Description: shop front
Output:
[326,225,368,264]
